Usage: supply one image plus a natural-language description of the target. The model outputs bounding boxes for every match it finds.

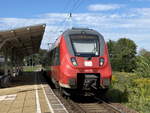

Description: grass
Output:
[106,72,150,113]
[23,65,42,72]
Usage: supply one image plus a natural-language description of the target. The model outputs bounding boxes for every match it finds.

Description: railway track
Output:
[53,89,124,113]
[42,73,124,113]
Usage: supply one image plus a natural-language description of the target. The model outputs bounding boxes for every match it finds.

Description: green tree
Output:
[139,48,150,58]
[107,40,118,70]
[38,49,48,64]
[23,49,48,66]
[107,40,116,58]
[107,38,137,72]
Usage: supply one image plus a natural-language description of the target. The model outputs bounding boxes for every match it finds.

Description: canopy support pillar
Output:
[4,48,8,75]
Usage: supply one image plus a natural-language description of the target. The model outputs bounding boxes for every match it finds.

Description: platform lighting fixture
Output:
[43,24,46,28]
[27,28,30,31]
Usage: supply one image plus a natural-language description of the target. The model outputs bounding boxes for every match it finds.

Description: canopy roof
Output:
[0,24,46,57]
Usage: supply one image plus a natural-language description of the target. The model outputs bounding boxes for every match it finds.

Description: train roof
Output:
[49,28,105,52]
[63,27,103,37]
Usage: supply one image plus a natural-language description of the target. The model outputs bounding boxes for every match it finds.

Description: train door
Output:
[53,46,60,81]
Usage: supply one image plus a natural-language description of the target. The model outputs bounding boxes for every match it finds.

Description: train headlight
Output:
[71,57,78,66]
[99,58,104,66]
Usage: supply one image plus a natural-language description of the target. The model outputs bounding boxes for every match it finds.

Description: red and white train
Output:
[43,28,112,96]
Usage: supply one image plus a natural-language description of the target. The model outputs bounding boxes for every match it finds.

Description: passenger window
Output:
[55,47,60,65]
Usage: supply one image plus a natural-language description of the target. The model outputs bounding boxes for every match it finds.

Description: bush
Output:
[135,56,150,78]
[109,72,150,113]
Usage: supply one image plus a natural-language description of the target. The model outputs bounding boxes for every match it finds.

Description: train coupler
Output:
[77,73,100,91]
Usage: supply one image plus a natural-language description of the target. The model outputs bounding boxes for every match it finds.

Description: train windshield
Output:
[70,35,99,57]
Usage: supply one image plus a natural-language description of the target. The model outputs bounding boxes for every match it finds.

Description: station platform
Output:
[0,72,68,113]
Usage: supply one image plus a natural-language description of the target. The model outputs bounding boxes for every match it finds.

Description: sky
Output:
[0,0,150,51]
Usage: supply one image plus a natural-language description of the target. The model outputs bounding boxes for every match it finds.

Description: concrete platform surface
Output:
[0,72,68,113]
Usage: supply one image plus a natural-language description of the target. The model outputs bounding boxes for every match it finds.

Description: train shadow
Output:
[69,88,129,104]
[71,95,98,103]
[105,88,129,103]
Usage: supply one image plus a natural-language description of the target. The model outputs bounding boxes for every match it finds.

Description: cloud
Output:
[88,4,124,11]
[0,11,150,51]
[133,8,150,17]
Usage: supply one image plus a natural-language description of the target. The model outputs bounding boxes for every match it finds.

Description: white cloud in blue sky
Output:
[133,8,150,17]
[88,4,124,11]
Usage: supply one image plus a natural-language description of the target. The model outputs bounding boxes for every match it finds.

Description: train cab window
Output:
[70,35,100,57]
[49,46,60,66]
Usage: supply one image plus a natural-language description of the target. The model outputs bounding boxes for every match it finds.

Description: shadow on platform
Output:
[10,71,45,87]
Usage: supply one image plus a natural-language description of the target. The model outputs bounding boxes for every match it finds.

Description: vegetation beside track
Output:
[23,65,42,72]
[107,38,150,113]
[107,72,150,113]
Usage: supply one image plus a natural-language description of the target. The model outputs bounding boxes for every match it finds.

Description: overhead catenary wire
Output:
[57,0,84,30]
[59,0,84,31]
[50,0,84,40]
[53,14,71,34]
[70,0,83,13]
[48,0,72,34]
[62,0,73,13]
[57,0,84,28]
[66,0,85,29]
[47,0,85,50]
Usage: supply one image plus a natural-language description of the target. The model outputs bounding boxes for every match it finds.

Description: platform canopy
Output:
[0,24,46,57]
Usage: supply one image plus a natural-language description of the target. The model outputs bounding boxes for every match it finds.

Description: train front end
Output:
[59,28,112,95]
